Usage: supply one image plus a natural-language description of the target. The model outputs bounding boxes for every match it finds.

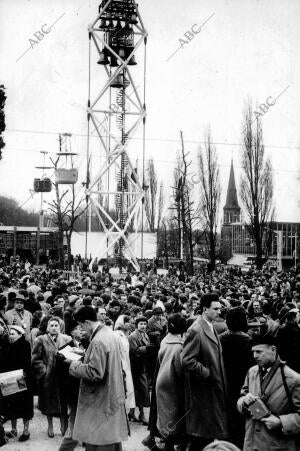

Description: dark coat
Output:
[128,329,150,407]
[32,333,72,416]
[277,323,300,373]
[220,330,253,447]
[0,331,11,418]
[56,340,80,407]
[181,316,229,440]
[1,336,34,420]
[238,360,300,451]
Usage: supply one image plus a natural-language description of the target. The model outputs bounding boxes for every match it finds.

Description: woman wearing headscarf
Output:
[156,313,187,451]
[32,316,72,438]
[2,325,33,442]
[114,315,136,411]
[128,316,152,424]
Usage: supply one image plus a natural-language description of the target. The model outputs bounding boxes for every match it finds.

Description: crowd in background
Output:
[0,256,299,450]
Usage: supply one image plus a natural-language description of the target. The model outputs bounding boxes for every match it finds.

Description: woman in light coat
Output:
[32,316,72,438]
[156,313,187,451]
[114,315,136,410]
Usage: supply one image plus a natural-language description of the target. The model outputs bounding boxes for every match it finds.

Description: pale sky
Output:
[0,0,299,223]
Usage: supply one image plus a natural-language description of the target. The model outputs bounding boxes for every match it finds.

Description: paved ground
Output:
[2,399,150,451]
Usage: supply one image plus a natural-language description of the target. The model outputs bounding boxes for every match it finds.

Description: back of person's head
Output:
[74,306,97,323]
[131,306,142,315]
[39,315,52,334]
[0,294,7,310]
[28,291,36,300]
[168,313,186,335]
[164,302,173,314]
[83,296,92,306]
[201,293,219,311]
[226,307,248,332]
[144,301,153,310]
[230,298,242,308]
[7,291,16,302]
[37,293,44,302]
[101,294,111,305]
[32,310,43,328]
[262,301,271,315]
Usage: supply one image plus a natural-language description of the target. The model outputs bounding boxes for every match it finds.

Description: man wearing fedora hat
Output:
[4,295,32,342]
[238,334,300,451]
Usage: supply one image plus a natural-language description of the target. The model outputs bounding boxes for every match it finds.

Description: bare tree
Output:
[197,127,221,271]
[144,157,164,232]
[0,84,6,160]
[170,131,199,274]
[157,182,164,231]
[145,157,158,231]
[171,161,182,259]
[240,102,274,269]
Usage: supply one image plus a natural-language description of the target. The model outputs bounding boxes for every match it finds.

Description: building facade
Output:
[220,160,241,262]
[230,222,300,268]
[220,161,299,269]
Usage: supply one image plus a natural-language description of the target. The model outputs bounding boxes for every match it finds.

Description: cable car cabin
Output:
[34,178,52,192]
[55,168,78,185]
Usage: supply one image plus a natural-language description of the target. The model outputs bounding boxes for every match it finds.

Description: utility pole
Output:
[35,151,50,265]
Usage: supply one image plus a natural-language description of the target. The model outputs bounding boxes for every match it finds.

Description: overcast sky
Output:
[0,0,299,223]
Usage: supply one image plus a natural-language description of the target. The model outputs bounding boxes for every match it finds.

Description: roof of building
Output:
[0,226,58,233]
[224,159,240,210]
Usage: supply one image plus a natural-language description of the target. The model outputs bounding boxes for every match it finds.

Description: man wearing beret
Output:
[238,335,300,451]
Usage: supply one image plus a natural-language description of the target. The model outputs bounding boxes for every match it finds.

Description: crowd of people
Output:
[0,257,299,451]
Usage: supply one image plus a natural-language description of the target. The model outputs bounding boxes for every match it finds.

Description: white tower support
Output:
[86,0,147,272]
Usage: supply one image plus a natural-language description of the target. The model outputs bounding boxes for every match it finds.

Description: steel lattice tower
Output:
[86,0,147,271]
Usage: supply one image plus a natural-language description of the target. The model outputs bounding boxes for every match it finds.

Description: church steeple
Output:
[223,159,240,224]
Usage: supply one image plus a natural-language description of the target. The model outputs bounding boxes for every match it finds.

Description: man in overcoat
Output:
[66,306,128,451]
[181,293,229,450]
[237,334,300,451]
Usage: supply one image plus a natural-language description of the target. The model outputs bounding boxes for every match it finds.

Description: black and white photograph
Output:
[0,0,299,450]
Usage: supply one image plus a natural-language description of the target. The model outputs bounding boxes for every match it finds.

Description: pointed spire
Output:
[224,159,240,210]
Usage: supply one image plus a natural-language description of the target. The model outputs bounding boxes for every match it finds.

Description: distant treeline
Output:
[0,195,38,226]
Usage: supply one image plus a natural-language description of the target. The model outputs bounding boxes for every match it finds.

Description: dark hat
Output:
[135,316,148,325]
[251,334,277,347]
[153,307,163,315]
[278,306,299,324]
[168,313,186,335]
[0,295,6,310]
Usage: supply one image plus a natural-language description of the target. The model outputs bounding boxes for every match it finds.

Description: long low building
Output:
[0,226,60,262]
